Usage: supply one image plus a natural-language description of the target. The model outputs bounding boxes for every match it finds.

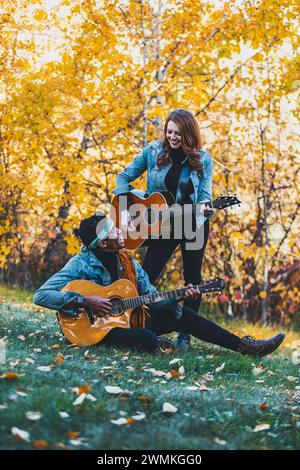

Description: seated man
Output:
[34,214,285,356]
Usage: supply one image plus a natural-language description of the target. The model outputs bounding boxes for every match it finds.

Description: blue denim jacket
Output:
[113,140,214,227]
[34,250,182,318]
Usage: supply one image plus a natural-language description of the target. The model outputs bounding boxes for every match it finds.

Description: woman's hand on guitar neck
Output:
[82,296,112,317]
[201,200,214,217]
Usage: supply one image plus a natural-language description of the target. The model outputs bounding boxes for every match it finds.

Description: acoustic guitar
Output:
[57,277,225,346]
[111,190,241,249]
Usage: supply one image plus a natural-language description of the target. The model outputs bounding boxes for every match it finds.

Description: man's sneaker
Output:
[175,333,191,350]
[238,333,285,357]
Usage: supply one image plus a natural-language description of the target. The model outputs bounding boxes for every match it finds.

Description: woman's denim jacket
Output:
[34,250,182,318]
[113,140,214,227]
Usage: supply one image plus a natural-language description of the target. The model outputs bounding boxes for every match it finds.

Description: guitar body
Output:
[111,190,175,250]
[111,190,241,250]
[57,279,138,346]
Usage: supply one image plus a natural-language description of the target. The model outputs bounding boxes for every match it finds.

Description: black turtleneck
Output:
[93,248,119,282]
[165,147,193,203]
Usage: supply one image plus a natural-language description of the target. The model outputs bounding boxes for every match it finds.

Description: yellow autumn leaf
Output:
[33,10,48,22]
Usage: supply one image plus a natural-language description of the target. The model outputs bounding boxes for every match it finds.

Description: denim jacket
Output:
[34,250,182,319]
[113,140,214,227]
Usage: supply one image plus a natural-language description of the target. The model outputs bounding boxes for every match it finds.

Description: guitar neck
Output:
[158,196,237,218]
[121,284,200,310]
[159,201,211,218]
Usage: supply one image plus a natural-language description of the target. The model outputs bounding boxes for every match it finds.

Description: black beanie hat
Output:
[73,213,107,247]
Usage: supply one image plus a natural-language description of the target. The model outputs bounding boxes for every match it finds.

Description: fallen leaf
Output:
[73,394,87,406]
[55,356,64,365]
[215,362,225,373]
[137,395,152,403]
[169,370,182,378]
[162,402,178,413]
[291,351,300,365]
[51,345,60,350]
[11,427,30,442]
[287,376,298,382]
[214,437,226,446]
[259,402,269,410]
[9,360,20,368]
[18,335,26,341]
[253,423,270,432]
[105,386,132,395]
[131,412,146,421]
[1,372,20,380]
[111,417,128,425]
[26,411,42,421]
[73,385,92,395]
[267,371,275,376]
[144,368,166,377]
[69,439,84,446]
[252,367,264,376]
[36,366,52,372]
[185,386,199,391]
[56,442,67,449]
[198,384,211,391]
[86,394,97,402]
[200,373,214,381]
[126,418,136,424]
[25,358,35,364]
[66,431,79,439]
[59,412,70,418]
[32,440,49,448]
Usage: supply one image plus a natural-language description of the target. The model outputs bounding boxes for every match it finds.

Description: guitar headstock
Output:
[213,194,241,210]
[197,278,226,293]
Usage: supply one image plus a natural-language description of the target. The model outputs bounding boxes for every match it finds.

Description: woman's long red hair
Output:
[157,109,203,174]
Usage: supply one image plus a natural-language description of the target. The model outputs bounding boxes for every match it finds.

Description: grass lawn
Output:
[0,285,300,450]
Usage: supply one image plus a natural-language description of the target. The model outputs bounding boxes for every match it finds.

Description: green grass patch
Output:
[0,286,300,450]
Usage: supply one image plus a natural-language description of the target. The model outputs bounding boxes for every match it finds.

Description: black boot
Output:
[238,333,285,357]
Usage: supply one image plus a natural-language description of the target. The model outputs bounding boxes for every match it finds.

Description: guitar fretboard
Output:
[111,280,223,312]
[121,287,187,309]
[158,203,204,219]
[157,197,232,219]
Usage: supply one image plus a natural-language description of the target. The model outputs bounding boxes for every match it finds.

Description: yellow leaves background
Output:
[0,0,299,322]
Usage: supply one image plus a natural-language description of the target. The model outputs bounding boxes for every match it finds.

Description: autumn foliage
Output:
[0,0,299,323]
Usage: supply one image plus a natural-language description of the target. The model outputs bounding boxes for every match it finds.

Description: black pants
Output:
[142,219,210,312]
[101,305,241,353]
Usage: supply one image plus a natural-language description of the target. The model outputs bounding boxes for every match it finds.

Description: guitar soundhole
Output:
[110,297,124,317]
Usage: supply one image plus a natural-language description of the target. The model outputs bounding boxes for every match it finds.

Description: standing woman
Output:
[113,109,214,348]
